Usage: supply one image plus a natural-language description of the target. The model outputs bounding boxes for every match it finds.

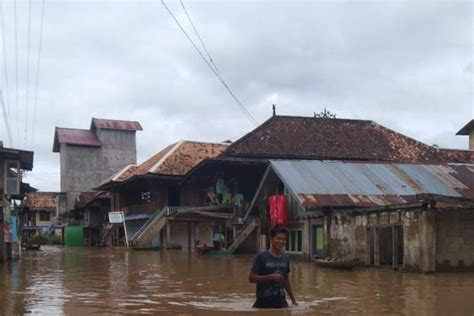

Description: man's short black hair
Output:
[269,226,288,239]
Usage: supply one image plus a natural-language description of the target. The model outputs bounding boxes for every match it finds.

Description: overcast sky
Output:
[0,0,472,191]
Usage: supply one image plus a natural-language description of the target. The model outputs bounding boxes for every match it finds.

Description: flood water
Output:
[1,247,474,315]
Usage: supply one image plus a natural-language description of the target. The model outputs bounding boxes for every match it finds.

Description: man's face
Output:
[271,232,287,252]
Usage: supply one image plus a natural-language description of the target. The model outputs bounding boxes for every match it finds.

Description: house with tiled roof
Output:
[53,118,142,213]
[94,140,229,248]
[22,192,64,238]
[179,114,474,263]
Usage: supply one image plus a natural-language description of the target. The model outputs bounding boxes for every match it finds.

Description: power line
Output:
[161,0,258,126]
[31,0,45,149]
[24,0,32,147]
[14,0,19,146]
[0,0,12,144]
[0,89,13,146]
[178,0,223,80]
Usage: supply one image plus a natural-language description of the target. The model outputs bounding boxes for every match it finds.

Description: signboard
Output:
[108,211,124,223]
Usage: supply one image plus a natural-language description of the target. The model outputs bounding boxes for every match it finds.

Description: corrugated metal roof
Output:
[53,128,102,152]
[91,118,143,131]
[270,160,474,208]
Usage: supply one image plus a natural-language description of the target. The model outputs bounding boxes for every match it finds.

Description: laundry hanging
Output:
[268,195,288,228]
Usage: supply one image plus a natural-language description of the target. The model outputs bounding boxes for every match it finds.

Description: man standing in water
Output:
[248,226,297,308]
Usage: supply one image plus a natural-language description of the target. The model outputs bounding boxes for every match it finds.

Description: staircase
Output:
[101,223,114,244]
[227,217,258,254]
[130,207,168,247]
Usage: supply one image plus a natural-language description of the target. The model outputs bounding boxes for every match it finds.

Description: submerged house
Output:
[254,160,474,272]
[95,140,229,248]
[182,114,473,259]
[0,142,34,261]
[22,192,64,238]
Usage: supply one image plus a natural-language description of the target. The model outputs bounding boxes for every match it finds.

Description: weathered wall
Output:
[330,209,436,272]
[180,185,203,206]
[436,211,474,271]
[167,221,213,251]
[470,130,474,151]
[328,214,353,260]
[60,129,137,212]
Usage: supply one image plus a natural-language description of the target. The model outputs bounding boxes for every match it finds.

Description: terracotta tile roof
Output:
[140,141,228,176]
[91,118,143,131]
[53,127,102,152]
[95,141,228,189]
[438,149,474,163]
[224,115,471,163]
[25,192,58,209]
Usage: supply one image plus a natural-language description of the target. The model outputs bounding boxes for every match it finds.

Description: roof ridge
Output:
[180,140,230,146]
[55,127,92,132]
[274,114,374,123]
[150,140,185,173]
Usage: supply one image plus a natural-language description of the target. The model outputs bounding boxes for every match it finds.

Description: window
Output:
[140,191,151,204]
[287,229,303,252]
[5,160,20,195]
[39,211,50,222]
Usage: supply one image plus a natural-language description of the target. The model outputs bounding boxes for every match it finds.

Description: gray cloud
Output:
[0,0,471,191]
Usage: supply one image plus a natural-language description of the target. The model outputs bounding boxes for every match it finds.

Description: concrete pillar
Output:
[420,210,436,272]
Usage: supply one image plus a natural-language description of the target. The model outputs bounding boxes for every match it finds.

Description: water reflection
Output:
[1,246,474,315]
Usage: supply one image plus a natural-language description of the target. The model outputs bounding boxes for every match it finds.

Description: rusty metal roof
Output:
[270,160,474,209]
[25,192,59,209]
[225,115,472,163]
[53,127,102,152]
[91,118,143,131]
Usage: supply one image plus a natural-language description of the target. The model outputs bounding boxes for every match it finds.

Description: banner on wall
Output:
[3,219,11,243]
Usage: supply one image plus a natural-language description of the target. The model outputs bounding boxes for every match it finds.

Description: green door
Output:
[312,225,324,258]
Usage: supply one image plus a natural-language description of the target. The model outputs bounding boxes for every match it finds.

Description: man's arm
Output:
[284,274,297,306]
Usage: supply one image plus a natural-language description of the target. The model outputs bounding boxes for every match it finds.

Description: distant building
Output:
[95,140,228,248]
[53,118,142,212]
[457,119,474,151]
[22,192,64,238]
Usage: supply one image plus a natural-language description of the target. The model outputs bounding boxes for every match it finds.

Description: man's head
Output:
[269,226,288,253]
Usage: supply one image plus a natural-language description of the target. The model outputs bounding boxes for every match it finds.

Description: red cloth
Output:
[268,195,288,228]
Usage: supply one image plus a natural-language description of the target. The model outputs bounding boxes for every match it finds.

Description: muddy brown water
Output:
[1,246,474,315]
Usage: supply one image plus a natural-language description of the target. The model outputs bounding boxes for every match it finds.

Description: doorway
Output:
[312,225,324,258]
[368,225,403,269]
